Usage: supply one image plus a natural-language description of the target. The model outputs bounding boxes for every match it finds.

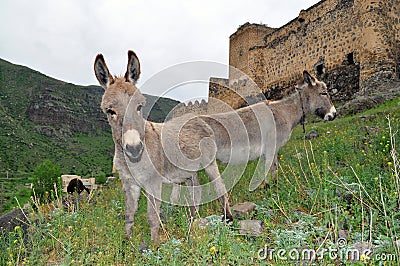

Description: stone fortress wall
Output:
[173,0,400,117]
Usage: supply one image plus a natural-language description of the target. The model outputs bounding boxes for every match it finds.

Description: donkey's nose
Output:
[324,106,337,121]
[124,142,143,161]
[325,112,337,121]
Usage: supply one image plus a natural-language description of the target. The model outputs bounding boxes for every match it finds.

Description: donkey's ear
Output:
[303,70,316,86]
[125,50,141,84]
[94,54,114,90]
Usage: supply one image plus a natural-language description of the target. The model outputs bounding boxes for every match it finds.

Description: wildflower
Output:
[360,253,370,262]
[374,177,379,181]
[382,136,386,139]
[387,162,393,166]
[14,226,20,231]
[210,246,218,255]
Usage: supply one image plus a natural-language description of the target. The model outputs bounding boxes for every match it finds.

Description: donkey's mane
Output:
[268,84,302,105]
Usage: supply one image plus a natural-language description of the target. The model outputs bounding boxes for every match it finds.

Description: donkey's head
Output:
[94,50,146,162]
[296,71,337,121]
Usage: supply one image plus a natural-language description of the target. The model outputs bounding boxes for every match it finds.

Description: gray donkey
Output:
[200,71,337,189]
[94,51,232,243]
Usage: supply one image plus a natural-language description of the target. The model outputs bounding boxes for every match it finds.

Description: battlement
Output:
[173,0,399,118]
[172,99,208,117]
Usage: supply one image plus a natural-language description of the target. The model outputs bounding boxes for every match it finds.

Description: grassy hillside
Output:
[1,97,399,265]
[0,59,179,213]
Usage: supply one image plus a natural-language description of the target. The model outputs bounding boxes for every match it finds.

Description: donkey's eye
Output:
[137,105,142,112]
[106,108,117,117]
[320,92,328,96]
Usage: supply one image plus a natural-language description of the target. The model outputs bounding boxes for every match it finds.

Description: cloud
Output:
[0,0,320,101]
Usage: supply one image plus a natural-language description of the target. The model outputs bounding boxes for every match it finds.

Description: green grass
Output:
[1,98,400,265]
[0,58,179,214]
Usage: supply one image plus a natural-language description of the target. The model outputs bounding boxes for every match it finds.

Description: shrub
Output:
[31,160,62,204]
[95,171,107,184]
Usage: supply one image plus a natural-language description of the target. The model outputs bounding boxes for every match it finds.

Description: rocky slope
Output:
[0,58,179,175]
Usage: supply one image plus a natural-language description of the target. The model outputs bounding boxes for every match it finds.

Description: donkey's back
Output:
[200,101,276,164]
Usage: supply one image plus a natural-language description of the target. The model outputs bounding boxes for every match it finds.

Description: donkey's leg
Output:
[205,160,233,221]
[186,173,201,218]
[265,153,279,189]
[170,183,181,205]
[124,181,141,236]
[115,150,141,236]
[146,181,162,244]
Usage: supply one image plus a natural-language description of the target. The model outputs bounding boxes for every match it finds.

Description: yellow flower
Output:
[360,253,370,262]
[387,162,393,166]
[210,246,218,255]
[14,226,20,231]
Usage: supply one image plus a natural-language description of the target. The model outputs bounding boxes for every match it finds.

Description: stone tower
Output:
[174,0,400,118]
[356,0,399,90]
[229,23,275,81]
[223,0,400,106]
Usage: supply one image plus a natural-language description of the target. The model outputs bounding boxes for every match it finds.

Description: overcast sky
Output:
[0,0,319,102]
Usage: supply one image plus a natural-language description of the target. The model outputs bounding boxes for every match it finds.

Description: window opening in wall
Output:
[346,52,355,65]
[316,63,324,76]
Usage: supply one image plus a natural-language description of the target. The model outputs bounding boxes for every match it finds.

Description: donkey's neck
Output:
[269,91,307,131]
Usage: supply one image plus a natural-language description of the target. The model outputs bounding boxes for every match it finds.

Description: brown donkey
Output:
[199,71,337,188]
[94,51,232,243]
[267,71,336,177]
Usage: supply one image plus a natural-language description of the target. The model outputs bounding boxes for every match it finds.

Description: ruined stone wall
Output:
[227,0,399,103]
[172,99,208,117]
[208,77,241,111]
[229,23,275,80]
[357,0,399,89]
[387,0,400,80]
[173,0,399,118]
[247,0,362,98]
[172,78,244,117]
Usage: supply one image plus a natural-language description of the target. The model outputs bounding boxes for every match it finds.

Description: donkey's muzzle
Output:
[325,113,336,121]
[324,106,337,121]
[124,142,143,162]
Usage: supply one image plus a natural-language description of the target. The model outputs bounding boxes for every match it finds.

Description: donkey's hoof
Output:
[125,222,134,237]
[139,242,149,253]
[264,183,271,190]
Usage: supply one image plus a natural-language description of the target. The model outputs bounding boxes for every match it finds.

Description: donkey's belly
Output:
[216,143,263,164]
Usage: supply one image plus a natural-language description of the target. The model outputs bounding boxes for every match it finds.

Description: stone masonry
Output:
[173,0,399,116]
